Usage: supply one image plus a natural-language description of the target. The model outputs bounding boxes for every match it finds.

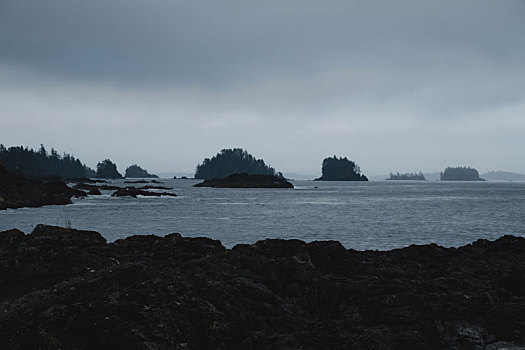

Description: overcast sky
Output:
[1,0,524,176]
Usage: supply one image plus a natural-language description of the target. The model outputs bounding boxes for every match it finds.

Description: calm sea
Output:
[1,179,524,250]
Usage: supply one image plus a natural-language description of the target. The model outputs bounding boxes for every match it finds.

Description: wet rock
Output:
[111,187,177,198]
[0,164,86,210]
[72,183,120,191]
[139,185,172,190]
[67,178,108,184]
[194,173,294,188]
[88,188,102,195]
[1,226,525,349]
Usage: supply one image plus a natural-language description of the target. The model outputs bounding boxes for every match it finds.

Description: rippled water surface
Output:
[1,179,525,250]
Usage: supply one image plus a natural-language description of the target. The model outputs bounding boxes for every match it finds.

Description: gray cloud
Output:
[1,0,525,175]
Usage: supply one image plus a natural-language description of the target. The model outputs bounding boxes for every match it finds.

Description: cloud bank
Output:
[1,0,524,175]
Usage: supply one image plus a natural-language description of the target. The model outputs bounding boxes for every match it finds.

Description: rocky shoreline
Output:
[0,164,86,210]
[1,225,524,349]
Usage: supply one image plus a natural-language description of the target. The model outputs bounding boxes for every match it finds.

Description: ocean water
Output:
[1,179,525,250]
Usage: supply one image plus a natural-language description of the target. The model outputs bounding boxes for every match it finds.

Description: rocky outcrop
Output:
[124,164,159,179]
[1,225,525,349]
[194,173,294,188]
[0,164,86,210]
[111,187,177,198]
[72,183,120,191]
[315,156,368,181]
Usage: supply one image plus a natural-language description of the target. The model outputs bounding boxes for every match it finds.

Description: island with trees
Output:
[440,166,484,181]
[96,159,123,179]
[124,164,159,178]
[388,172,426,180]
[195,148,282,180]
[0,144,95,179]
[314,156,368,181]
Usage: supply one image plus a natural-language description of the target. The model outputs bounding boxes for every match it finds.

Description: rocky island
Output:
[1,225,525,349]
[124,164,159,178]
[314,156,368,181]
[195,148,283,180]
[194,173,294,188]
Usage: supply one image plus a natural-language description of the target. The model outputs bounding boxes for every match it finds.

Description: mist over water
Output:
[1,179,525,250]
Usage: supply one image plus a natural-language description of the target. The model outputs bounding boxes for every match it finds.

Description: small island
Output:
[195,148,282,180]
[194,173,294,188]
[314,156,368,181]
[124,164,159,178]
[96,159,123,179]
[388,171,426,180]
[440,166,484,181]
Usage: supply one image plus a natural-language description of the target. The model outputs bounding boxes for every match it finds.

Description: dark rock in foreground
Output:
[194,172,294,188]
[0,164,86,210]
[111,187,177,198]
[1,225,525,349]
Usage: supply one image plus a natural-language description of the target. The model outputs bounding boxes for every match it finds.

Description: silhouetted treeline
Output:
[195,148,281,180]
[440,167,483,181]
[125,165,159,178]
[315,156,368,181]
[0,144,95,179]
[388,172,426,180]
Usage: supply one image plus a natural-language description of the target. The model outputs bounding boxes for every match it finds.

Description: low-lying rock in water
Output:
[72,183,120,191]
[111,187,177,198]
[1,225,525,349]
[0,165,86,210]
[124,179,164,184]
[67,178,108,184]
[139,185,172,190]
[88,188,101,195]
[194,173,294,188]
